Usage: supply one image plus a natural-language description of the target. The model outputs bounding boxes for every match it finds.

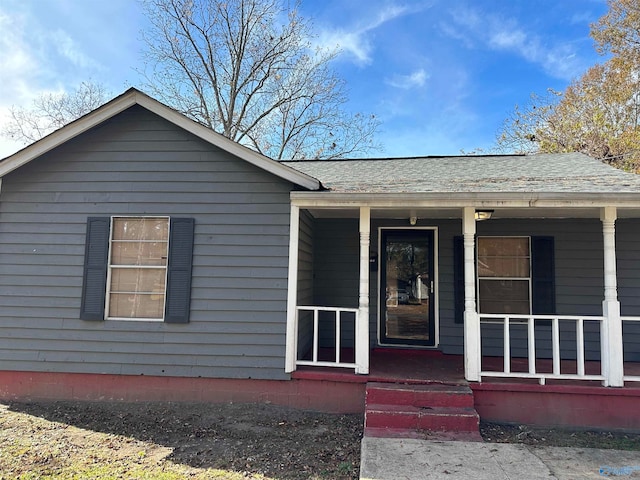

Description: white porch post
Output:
[356,206,371,374]
[600,206,624,387]
[285,204,300,373]
[463,207,481,381]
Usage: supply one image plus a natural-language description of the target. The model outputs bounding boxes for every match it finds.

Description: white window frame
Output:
[105,216,171,322]
[476,235,532,315]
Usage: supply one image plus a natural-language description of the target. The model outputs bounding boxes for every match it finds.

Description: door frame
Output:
[377,227,439,348]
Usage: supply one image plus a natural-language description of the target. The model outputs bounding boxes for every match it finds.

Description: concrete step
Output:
[366,382,475,408]
[365,404,480,432]
[364,381,481,439]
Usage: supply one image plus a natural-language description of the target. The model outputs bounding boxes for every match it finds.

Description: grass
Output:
[0,401,361,479]
[0,409,268,480]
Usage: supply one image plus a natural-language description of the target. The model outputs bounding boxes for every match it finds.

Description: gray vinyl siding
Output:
[298,210,314,305]
[312,217,640,360]
[296,209,314,356]
[0,105,295,380]
[313,219,359,309]
[311,219,359,351]
[618,219,640,361]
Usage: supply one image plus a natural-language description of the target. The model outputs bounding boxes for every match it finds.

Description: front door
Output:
[380,229,436,347]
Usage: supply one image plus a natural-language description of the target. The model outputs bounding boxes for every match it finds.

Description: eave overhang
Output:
[290,191,640,209]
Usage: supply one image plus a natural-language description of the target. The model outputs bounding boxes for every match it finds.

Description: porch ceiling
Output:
[304,206,640,219]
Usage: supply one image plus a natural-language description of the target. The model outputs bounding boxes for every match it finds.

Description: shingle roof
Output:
[283,153,640,193]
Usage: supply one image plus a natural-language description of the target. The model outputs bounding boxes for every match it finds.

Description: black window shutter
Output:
[531,236,555,314]
[80,217,110,321]
[164,218,195,323]
[453,236,464,324]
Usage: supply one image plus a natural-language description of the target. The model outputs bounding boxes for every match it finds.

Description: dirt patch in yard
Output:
[2,401,640,479]
[480,422,640,451]
[0,401,363,479]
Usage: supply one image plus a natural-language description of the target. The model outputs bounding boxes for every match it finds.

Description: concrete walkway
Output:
[360,437,640,479]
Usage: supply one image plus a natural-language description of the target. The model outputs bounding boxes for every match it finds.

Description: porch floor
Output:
[294,348,640,387]
[369,349,465,384]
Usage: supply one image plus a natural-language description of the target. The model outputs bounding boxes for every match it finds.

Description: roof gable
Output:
[0,88,320,190]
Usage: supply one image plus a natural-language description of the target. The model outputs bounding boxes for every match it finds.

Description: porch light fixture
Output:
[409,216,418,226]
[474,209,494,221]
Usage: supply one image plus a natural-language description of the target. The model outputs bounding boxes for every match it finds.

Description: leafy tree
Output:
[542,59,640,168]
[2,81,110,145]
[592,0,640,60]
[496,0,640,171]
[139,0,380,160]
[495,89,562,155]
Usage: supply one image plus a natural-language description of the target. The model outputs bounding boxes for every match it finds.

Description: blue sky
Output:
[0,0,608,159]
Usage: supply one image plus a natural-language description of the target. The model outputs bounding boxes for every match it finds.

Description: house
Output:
[1,88,640,432]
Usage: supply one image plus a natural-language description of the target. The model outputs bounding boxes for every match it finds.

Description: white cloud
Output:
[318,30,373,64]
[0,9,36,157]
[450,6,482,30]
[0,1,114,158]
[570,11,596,25]
[444,6,587,80]
[386,69,429,89]
[371,4,412,30]
[0,10,37,103]
[316,3,418,66]
[50,29,103,70]
[488,29,528,51]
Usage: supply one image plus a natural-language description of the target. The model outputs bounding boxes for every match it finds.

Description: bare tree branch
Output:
[139,0,381,159]
[1,81,110,145]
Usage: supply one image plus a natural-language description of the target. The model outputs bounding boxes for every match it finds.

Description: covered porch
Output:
[284,198,640,389]
[280,153,640,432]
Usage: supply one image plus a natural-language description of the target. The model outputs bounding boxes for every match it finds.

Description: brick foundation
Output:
[472,382,640,431]
[0,370,365,414]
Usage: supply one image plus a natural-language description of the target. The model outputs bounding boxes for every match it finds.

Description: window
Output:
[107,217,169,320]
[453,235,555,323]
[80,216,194,323]
[477,236,531,314]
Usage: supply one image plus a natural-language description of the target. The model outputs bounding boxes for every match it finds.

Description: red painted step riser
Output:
[366,390,475,408]
[418,415,479,432]
[365,412,420,430]
[365,412,480,432]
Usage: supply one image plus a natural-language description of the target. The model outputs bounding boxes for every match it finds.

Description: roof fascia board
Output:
[0,93,137,177]
[133,93,319,190]
[290,191,640,208]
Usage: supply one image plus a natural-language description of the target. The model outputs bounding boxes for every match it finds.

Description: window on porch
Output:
[454,235,554,323]
[477,236,531,315]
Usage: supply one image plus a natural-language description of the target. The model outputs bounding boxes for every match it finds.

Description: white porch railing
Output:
[295,306,360,370]
[479,313,606,385]
[623,316,640,383]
